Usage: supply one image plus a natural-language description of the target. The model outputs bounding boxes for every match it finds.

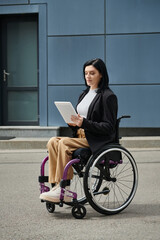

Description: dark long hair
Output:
[83,58,109,92]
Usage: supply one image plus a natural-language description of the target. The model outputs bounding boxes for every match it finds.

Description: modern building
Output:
[0,0,160,135]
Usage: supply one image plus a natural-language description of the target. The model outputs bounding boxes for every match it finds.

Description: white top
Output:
[77,88,98,118]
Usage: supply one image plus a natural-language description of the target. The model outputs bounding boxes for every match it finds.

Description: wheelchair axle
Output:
[93,187,110,196]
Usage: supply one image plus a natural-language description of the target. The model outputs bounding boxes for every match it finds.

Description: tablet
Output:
[54,101,77,123]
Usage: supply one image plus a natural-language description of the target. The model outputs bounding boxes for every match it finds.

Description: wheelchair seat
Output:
[72,147,92,164]
[72,148,92,176]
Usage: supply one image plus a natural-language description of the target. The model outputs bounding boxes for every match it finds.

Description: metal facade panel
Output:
[48,36,105,85]
[112,85,160,127]
[48,85,85,126]
[106,0,160,33]
[47,0,104,35]
[38,4,48,126]
[106,34,160,85]
[0,0,28,4]
[0,4,38,14]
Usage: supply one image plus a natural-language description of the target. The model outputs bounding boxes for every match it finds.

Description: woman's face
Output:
[84,65,102,90]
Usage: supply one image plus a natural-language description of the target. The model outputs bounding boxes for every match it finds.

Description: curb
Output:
[0,136,160,150]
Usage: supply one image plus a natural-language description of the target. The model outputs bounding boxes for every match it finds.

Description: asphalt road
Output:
[0,148,160,240]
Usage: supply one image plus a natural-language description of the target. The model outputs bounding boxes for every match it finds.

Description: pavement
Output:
[0,148,160,240]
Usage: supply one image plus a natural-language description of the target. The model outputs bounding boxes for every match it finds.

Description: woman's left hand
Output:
[71,114,83,127]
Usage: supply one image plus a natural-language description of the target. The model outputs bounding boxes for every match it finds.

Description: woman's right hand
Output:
[71,114,83,127]
[68,123,77,126]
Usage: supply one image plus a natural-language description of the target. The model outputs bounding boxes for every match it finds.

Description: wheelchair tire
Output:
[84,145,138,215]
[72,205,86,219]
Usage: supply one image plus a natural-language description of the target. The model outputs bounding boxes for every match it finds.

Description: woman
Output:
[40,58,118,202]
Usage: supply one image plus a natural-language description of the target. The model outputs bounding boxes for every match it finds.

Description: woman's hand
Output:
[70,114,83,127]
[68,123,77,126]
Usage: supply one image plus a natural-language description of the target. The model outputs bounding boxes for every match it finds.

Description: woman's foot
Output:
[40,185,72,203]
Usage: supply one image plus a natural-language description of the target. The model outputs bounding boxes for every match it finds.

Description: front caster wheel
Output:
[46,202,55,213]
[72,205,86,219]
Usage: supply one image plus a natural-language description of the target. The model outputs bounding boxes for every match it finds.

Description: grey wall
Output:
[0,0,160,128]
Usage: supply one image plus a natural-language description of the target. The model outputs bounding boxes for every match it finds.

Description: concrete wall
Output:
[0,0,160,129]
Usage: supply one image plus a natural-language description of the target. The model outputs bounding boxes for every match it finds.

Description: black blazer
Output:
[71,88,118,154]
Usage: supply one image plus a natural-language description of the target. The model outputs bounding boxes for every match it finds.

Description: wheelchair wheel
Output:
[84,145,138,215]
[46,202,55,213]
[72,204,86,219]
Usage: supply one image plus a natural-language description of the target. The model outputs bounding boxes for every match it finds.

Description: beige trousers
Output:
[47,129,89,183]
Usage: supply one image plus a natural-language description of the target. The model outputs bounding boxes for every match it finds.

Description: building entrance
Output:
[0,14,38,125]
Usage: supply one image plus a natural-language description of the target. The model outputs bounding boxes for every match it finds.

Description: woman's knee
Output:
[59,137,71,147]
[47,137,59,148]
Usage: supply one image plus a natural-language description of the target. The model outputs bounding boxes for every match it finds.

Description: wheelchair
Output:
[39,115,138,219]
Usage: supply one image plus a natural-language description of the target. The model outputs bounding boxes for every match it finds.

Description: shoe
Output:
[40,185,72,203]
[40,183,59,199]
